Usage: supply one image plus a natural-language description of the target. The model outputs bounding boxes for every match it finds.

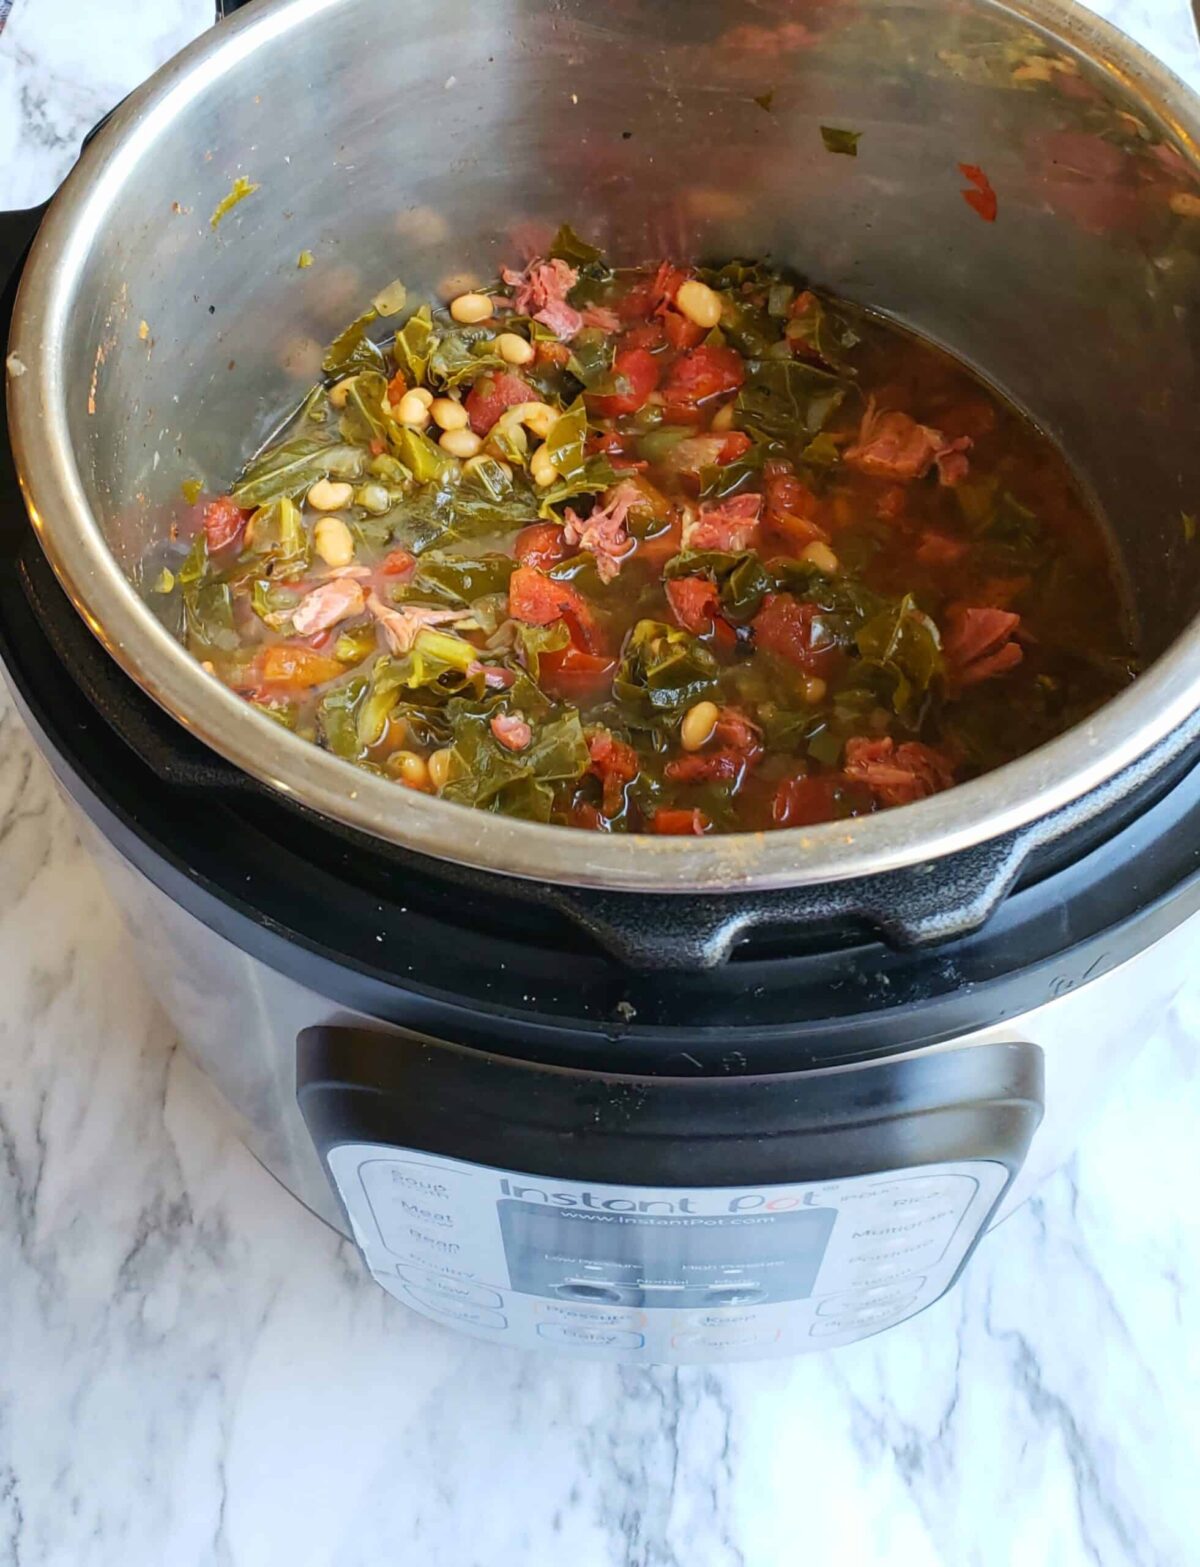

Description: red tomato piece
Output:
[536,340,572,369]
[752,593,839,672]
[508,566,599,650]
[385,369,407,404]
[959,162,998,223]
[772,772,866,828]
[662,344,746,407]
[380,548,417,578]
[540,646,618,703]
[202,495,248,553]
[665,576,722,635]
[622,320,666,350]
[585,346,660,420]
[513,522,570,571]
[259,644,346,691]
[587,730,639,816]
[663,310,706,350]
[718,431,753,464]
[463,370,538,436]
[650,808,710,836]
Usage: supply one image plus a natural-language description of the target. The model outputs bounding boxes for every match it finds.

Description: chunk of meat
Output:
[562,480,642,583]
[942,604,1023,687]
[490,712,532,752]
[665,576,723,635]
[501,257,582,339]
[365,592,473,655]
[579,304,622,333]
[290,577,366,636]
[685,492,762,551]
[588,730,639,816]
[507,565,599,649]
[202,495,249,552]
[843,737,956,807]
[463,370,539,436]
[662,310,706,350]
[650,807,710,835]
[845,399,972,487]
[751,592,838,672]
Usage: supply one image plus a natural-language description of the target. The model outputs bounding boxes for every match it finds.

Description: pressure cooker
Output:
[3,0,1200,1362]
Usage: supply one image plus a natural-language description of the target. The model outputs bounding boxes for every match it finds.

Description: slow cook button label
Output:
[396,1269,503,1309]
[401,1286,508,1330]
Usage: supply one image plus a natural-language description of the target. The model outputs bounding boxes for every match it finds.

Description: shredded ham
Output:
[365,592,473,655]
[942,605,1023,687]
[843,737,956,807]
[290,578,366,636]
[490,712,532,751]
[563,480,643,583]
[501,258,583,340]
[579,304,622,333]
[684,492,762,551]
[845,398,972,487]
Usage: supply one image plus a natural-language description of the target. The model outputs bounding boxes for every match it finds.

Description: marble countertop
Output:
[3,2,1200,1563]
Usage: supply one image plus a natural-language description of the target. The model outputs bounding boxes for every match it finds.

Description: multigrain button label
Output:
[850,1210,955,1239]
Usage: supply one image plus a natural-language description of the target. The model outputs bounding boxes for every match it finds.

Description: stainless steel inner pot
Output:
[9,0,1200,893]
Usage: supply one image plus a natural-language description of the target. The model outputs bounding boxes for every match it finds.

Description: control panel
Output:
[325,1144,1009,1361]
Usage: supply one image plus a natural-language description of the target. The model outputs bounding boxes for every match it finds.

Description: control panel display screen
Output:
[499,1199,836,1307]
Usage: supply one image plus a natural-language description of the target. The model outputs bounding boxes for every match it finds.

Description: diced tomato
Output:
[569,801,606,831]
[508,565,599,650]
[585,346,660,420]
[587,729,639,816]
[763,459,827,546]
[663,310,706,350]
[622,320,666,351]
[513,522,570,571]
[540,646,618,702]
[662,344,746,407]
[666,576,723,635]
[942,605,1022,687]
[202,495,248,553]
[463,370,538,436]
[876,486,908,523]
[718,431,753,465]
[385,369,407,405]
[915,530,969,567]
[259,644,346,690]
[380,548,417,578]
[772,772,868,828]
[650,807,710,835]
[752,592,839,672]
[959,163,998,223]
[368,437,387,457]
[615,261,688,322]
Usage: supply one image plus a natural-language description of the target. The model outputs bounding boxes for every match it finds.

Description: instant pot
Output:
[3,0,1200,1362]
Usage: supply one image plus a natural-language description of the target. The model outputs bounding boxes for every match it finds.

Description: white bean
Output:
[307,477,354,511]
[529,444,558,487]
[439,427,483,459]
[675,279,723,329]
[313,515,355,567]
[680,700,720,752]
[449,291,494,324]
[496,332,535,366]
[430,396,469,431]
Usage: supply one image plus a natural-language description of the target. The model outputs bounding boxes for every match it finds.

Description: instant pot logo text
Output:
[498,1179,823,1215]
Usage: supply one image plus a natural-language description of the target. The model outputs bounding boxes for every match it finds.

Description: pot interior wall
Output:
[61,0,1200,661]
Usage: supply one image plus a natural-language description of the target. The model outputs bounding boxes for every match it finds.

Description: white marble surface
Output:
[4,2,1200,1563]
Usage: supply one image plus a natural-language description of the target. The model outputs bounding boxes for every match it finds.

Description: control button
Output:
[849,1237,946,1266]
[671,1327,780,1351]
[817,1285,921,1318]
[401,1287,507,1330]
[703,1283,767,1307]
[538,1302,646,1328]
[397,1269,503,1309]
[809,1306,911,1337]
[536,1322,645,1350]
[676,1311,760,1330]
[555,1280,625,1305]
[845,1258,928,1285]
